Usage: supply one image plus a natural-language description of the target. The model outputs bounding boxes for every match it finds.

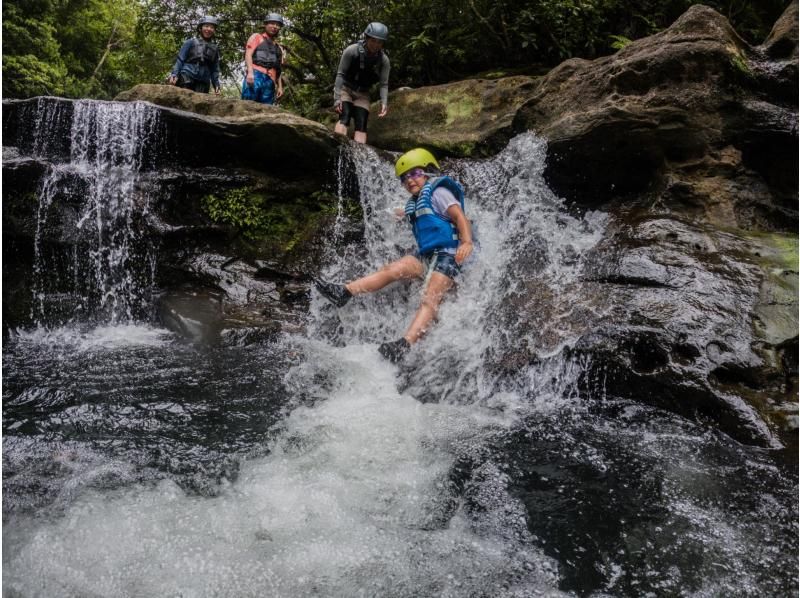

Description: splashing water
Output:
[3,132,796,596]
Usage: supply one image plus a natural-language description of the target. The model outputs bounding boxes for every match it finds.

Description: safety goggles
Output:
[399,168,426,184]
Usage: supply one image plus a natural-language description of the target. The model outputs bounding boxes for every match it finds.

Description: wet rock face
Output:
[462,5,798,447]
[763,0,799,60]
[371,5,797,232]
[115,85,343,183]
[1,94,340,334]
[573,213,797,447]
[517,4,798,228]
[485,209,797,447]
[156,256,309,346]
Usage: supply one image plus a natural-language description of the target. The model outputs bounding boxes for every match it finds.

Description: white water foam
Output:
[3,342,564,597]
[10,323,176,352]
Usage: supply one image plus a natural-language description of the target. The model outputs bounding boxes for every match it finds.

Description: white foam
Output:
[3,343,563,596]
[10,324,176,351]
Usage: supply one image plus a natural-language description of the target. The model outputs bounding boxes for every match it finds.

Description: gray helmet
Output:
[197,16,219,28]
[363,22,388,41]
[264,13,285,26]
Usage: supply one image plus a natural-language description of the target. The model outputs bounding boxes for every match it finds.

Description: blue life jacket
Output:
[404,176,465,255]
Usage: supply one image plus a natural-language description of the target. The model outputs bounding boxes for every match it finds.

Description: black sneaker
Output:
[378,338,410,363]
[313,277,352,307]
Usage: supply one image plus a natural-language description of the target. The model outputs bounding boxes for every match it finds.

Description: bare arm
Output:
[446,204,473,265]
[244,37,256,86]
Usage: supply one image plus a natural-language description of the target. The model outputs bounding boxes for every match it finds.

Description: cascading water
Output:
[26,98,162,325]
[3,117,797,596]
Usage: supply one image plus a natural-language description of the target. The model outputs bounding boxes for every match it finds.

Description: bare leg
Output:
[353,131,367,144]
[403,272,454,344]
[346,255,424,295]
[334,122,348,136]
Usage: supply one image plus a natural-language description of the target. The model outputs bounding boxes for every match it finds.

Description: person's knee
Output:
[381,262,405,281]
[353,107,369,132]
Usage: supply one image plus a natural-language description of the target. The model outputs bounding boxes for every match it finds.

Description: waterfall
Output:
[2,126,796,596]
[25,98,163,326]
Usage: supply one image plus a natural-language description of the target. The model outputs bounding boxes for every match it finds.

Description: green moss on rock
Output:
[200,186,359,262]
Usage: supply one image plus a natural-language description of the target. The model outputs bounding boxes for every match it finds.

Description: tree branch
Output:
[91,22,119,81]
[467,0,510,53]
[290,27,334,70]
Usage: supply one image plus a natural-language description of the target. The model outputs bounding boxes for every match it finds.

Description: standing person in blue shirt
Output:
[168,16,221,94]
[241,13,286,105]
[333,22,390,144]
[314,148,474,362]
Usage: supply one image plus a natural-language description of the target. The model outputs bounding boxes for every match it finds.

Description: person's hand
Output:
[168,75,177,85]
[455,240,473,265]
[276,87,284,99]
[213,87,221,95]
[378,104,388,117]
[334,101,342,114]
[393,207,406,221]
[246,72,255,87]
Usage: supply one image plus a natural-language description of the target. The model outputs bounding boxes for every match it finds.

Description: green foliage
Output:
[2,0,177,99]
[3,54,69,98]
[2,2,68,97]
[201,187,346,253]
[202,187,271,241]
[609,34,633,51]
[2,0,791,105]
[730,52,753,77]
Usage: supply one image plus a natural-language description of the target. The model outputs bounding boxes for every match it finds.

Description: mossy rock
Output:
[367,76,538,157]
[746,231,799,347]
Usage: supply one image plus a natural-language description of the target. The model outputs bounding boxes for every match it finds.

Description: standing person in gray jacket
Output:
[333,22,390,144]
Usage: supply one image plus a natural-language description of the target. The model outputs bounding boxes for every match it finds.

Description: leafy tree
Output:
[3,0,175,99]
[3,0,790,104]
[2,0,69,97]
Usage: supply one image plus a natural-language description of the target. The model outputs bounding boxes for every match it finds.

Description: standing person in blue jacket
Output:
[168,16,221,94]
[333,22,391,144]
[314,148,474,362]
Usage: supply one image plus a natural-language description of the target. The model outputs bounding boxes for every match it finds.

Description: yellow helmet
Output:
[394,148,440,177]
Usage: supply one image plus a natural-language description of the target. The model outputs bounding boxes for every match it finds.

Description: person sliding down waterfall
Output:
[314,148,474,363]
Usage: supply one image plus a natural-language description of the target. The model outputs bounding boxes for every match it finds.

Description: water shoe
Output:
[378,338,410,363]
[313,277,352,307]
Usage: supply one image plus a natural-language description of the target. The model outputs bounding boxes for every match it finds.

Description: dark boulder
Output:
[574,213,797,447]
[370,5,797,232]
[1,92,344,334]
[114,84,344,183]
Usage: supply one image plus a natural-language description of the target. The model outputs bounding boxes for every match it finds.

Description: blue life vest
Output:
[404,176,465,255]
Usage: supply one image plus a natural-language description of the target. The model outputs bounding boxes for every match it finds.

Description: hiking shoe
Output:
[313,277,352,307]
[378,338,411,363]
